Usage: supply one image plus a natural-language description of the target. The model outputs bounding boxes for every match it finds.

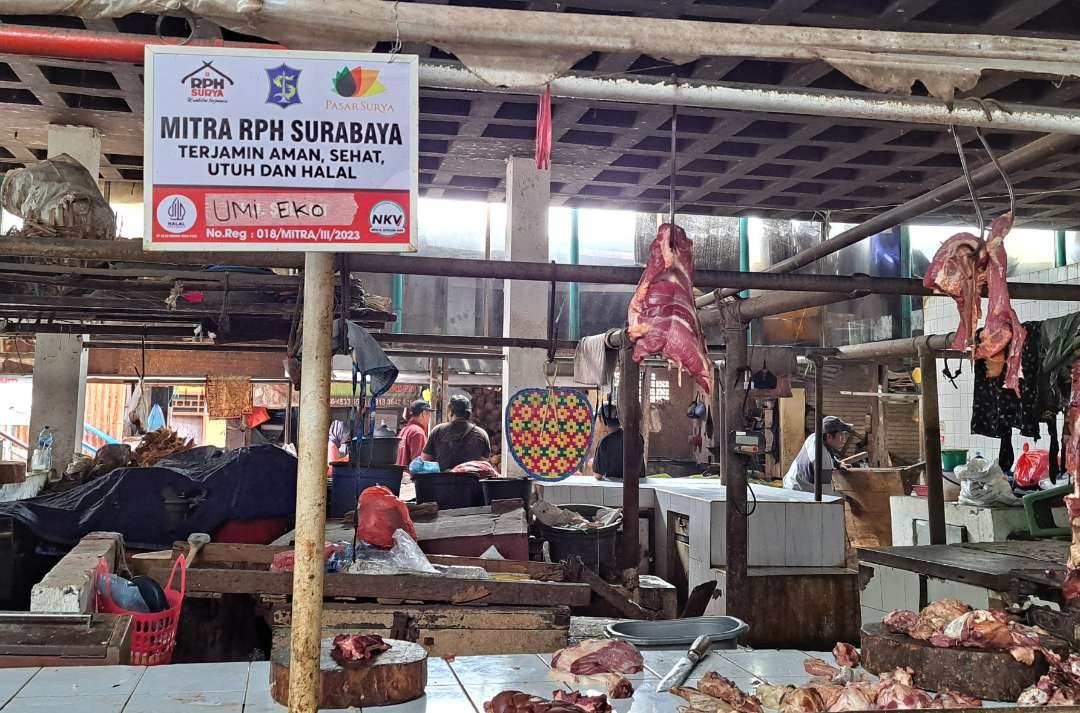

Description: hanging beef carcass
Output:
[1063,360,1080,604]
[628,223,712,394]
[923,212,1026,396]
[973,213,1026,393]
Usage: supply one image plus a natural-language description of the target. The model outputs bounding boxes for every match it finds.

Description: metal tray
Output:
[604,616,749,648]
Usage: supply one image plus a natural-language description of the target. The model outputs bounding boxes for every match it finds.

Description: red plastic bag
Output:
[1015,443,1049,487]
[269,542,344,572]
[356,485,416,549]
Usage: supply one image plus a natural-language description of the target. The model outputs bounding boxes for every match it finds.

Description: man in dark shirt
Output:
[422,394,491,471]
[592,403,643,480]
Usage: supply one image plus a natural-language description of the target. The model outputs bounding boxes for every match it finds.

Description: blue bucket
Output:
[329,465,404,517]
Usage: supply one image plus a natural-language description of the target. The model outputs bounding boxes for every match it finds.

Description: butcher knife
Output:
[656,634,711,692]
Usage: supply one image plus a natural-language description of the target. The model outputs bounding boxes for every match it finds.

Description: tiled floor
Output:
[0,648,997,711]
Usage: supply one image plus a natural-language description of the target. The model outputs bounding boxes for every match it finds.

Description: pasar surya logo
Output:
[332,66,386,98]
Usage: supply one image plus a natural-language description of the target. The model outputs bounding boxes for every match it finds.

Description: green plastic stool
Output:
[1022,482,1071,537]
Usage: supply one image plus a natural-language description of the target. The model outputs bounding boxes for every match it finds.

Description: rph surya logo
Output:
[181,60,233,103]
[157,195,197,234]
[266,64,301,108]
[332,66,386,98]
[369,201,405,236]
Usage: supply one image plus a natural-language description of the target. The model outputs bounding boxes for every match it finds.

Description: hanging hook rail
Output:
[974,128,1016,218]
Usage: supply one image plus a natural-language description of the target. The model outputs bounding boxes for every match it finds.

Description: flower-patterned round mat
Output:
[504,387,595,482]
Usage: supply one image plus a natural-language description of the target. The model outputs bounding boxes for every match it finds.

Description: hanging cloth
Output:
[535,84,552,171]
[206,376,252,420]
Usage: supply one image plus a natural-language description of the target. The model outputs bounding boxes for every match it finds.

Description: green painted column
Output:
[1056,229,1067,268]
[568,208,581,341]
[738,216,749,300]
[391,273,404,334]
[900,224,912,338]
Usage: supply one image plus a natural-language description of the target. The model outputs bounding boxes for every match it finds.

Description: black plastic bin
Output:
[480,477,533,506]
[535,503,620,572]
[329,465,404,517]
[412,473,485,510]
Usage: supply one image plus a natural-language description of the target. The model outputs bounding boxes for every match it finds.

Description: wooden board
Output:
[832,464,922,549]
[858,542,1066,593]
[150,568,591,607]
[270,637,426,708]
[266,603,570,656]
[860,623,1064,701]
[0,613,131,667]
[414,506,529,560]
[779,386,805,476]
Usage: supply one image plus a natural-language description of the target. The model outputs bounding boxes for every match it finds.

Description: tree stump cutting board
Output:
[861,623,1066,701]
[270,637,427,708]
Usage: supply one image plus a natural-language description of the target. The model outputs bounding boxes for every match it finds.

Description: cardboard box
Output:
[0,461,26,484]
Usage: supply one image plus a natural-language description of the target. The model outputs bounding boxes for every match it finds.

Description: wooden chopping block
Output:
[270,637,426,708]
[860,623,1067,701]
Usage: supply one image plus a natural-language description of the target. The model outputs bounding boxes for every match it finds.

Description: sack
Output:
[409,457,439,475]
[356,485,416,549]
[1014,444,1050,488]
[956,455,1019,507]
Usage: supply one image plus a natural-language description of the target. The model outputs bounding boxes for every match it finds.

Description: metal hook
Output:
[974,128,1016,218]
[669,76,678,232]
[155,12,198,46]
[951,126,985,238]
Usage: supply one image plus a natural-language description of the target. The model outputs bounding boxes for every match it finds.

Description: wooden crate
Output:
[267,603,570,656]
[832,460,923,549]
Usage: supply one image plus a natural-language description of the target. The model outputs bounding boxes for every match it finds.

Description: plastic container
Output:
[96,555,186,666]
[941,449,968,474]
[412,473,484,510]
[605,616,749,648]
[329,465,404,517]
[480,477,532,506]
[534,503,619,572]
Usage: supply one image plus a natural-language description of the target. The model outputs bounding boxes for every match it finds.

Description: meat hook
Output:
[668,75,678,239]
[951,126,985,238]
[974,128,1016,219]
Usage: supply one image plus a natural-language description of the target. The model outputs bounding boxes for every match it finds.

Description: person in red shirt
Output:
[396,400,433,466]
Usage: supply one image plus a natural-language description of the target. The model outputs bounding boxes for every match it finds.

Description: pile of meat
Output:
[330,634,390,665]
[549,640,642,699]
[628,223,712,395]
[923,212,1026,395]
[484,690,611,713]
[883,599,1045,665]
[668,643,979,712]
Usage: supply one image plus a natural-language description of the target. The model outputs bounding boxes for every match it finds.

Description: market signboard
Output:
[144,46,418,251]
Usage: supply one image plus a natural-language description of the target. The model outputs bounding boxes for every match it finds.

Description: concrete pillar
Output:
[500,157,550,477]
[28,126,100,474]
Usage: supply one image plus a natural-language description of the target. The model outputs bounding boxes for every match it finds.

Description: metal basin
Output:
[605,616,749,648]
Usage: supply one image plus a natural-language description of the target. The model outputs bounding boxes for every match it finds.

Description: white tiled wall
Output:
[924,265,1080,459]
[860,563,993,624]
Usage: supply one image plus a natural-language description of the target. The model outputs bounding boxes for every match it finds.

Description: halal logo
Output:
[157,195,197,234]
[266,64,301,108]
[332,66,386,98]
[181,60,233,100]
[167,197,186,222]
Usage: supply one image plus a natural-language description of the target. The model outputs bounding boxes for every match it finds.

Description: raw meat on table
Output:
[485,690,587,713]
[828,685,875,711]
[698,672,764,713]
[876,668,933,710]
[330,634,390,664]
[804,658,841,679]
[551,690,611,713]
[549,640,641,698]
[627,223,712,395]
[883,610,919,635]
[778,686,826,712]
[930,689,982,708]
[832,643,860,669]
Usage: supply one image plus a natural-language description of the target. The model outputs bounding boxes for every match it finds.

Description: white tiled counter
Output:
[0,649,1011,711]
[535,475,846,593]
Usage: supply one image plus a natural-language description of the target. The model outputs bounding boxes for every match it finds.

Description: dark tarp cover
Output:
[0,445,297,548]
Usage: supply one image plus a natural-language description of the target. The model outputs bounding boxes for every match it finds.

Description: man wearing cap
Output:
[396,400,434,467]
[422,394,491,471]
[782,416,854,493]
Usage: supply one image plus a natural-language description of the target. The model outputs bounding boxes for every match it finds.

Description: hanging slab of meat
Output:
[923,230,986,351]
[628,223,712,395]
[1064,360,1080,605]
[973,213,1026,392]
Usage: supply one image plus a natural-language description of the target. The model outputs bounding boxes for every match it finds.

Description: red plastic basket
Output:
[95,554,186,666]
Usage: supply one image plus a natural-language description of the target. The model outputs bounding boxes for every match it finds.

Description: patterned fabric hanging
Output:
[504,387,594,481]
[535,84,552,170]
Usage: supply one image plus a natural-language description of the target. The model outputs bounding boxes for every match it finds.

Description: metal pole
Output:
[619,348,642,574]
[813,354,825,503]
[568,208,581,342]
[1057,230,1068,269]
[918,341,946,546]
[15,236,1080,301]
[698,132,1080,306]
[391,274,404,334]
[900,225,913,338]
[833,332,956,360]
[738,217,750,300]
[723,325,749,615]
[287,252,335,713]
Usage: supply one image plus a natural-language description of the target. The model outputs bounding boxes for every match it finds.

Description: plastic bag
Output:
[1014,444,1050,488]
[348,529,437,575]
[356,485,416,549]
[270,542,345,573]
[409,457,440,475]
[956,454,1019,507]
